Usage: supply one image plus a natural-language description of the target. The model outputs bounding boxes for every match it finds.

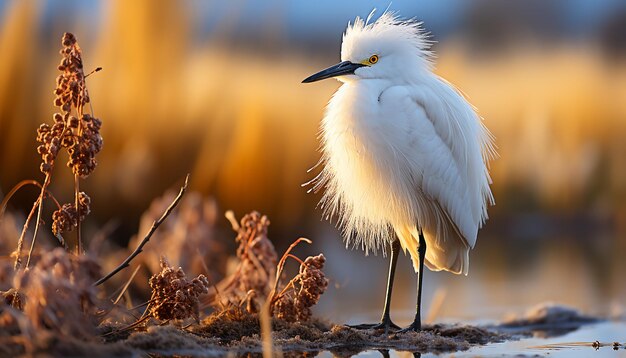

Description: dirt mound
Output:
[117,317,509,356]
[499,302,600,338]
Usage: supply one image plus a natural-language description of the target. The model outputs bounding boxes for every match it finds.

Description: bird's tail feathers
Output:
[395,224,469,275]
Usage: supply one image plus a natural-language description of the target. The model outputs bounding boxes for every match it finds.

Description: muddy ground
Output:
[6,302,608,357]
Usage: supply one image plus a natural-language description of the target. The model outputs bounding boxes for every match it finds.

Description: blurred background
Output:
[1,0,625,324]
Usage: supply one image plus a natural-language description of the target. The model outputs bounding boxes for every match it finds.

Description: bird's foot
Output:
[396,320,421,334]
[348,318,400,334]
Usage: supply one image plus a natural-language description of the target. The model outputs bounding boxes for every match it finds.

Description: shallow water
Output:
[313,321,626,357]
[467,321,626,358]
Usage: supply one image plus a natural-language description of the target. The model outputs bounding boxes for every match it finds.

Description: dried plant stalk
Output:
[14,32,103,268]
[268,237,311,305]
[271,253,329,322]
[208,211,278,308]
[206,212,328,323]
[52,32,102,253]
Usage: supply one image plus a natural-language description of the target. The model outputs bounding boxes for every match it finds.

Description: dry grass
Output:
[12,248,101,338]
[2,2,626,233]
[0,156,333,355]
[0,190,327,354]
[0,206,335,355]
[0,32,106,357]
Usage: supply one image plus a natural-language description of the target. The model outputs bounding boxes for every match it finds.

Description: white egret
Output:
[302,11,496,332]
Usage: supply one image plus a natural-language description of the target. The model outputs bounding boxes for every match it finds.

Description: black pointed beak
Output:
[302,61,366,83]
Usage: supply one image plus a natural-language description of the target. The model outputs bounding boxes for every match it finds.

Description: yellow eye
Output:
[368,55,379,64]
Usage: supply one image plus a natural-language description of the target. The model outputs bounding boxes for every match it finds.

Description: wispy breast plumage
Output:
[307,12,495,275]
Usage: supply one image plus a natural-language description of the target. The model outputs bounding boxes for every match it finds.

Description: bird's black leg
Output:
[399,230,427,333]
[349,239,401,333]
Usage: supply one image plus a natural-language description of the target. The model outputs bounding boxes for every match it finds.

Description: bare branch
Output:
[94,174,189,286]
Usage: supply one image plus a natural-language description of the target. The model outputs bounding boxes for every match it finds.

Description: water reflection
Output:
[314,223,625,325]
[311,322,625,357]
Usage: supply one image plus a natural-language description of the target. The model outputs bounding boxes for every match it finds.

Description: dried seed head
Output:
[62,32,76,46]
[66,113,103,178]
[61,135,74,148]
[38,33,91,174]
[293,254,329,321]
[43,153,54,164]
[234,212,277,299]
[53,113,63,123]
[148,257,210,321]
[68,116,79,128]
[272,253,329,322]
[274,295,297,321]
[51,192,91,236]
[37,145,47,155]
[40,32,103,178]
[210,211,286,312]
[40,163,51,174]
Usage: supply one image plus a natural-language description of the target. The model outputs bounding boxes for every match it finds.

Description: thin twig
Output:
[286,253,306,266]
[272,276,300,303]
[113,265,142,305]
[0,179,61,220]
[267,237,311,306]
[197,247,211,275]
[11,179,63,269]
[1,181,38,221]
[94,174,190,286]
[25,174,51,268]
[75,79,84,255]
[75,173,81,254]
[13,198,39,270]
[101,315,151,337]
[129,299,154,311]
[16,174,52,269]
[85,67,102,78]
[79,64,100,253]
[271,254,313,303]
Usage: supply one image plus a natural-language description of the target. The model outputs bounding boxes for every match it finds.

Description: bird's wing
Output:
[396,78,495,248]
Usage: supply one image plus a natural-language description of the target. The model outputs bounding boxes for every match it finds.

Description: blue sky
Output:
[1,0,625,43]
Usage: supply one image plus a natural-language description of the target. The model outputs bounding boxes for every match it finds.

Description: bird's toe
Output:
[396,322,421,334]
[348,320,401,332]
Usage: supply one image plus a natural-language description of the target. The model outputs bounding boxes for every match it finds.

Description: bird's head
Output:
[303,11,433,84]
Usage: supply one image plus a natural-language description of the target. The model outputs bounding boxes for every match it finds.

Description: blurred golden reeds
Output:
[1,0,626,241]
